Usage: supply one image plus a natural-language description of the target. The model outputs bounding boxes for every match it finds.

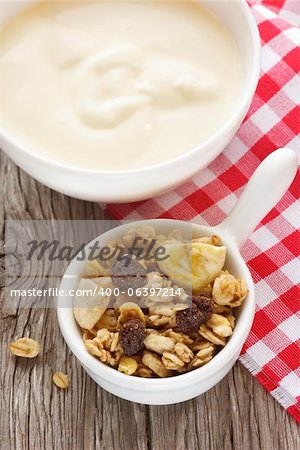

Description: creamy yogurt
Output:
[0,0,243,170]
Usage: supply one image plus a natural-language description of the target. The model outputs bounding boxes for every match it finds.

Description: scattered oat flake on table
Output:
[52,372,69,389]
[9,337,40,358]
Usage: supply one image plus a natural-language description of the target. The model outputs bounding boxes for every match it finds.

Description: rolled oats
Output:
[206,314,233,338]
[122,225,156,248]
[149,303,186,317]
[187,341,215,370]
[174,342,193,363]
[144,278,189,306]
[9,337,40,358]
[162,329,193,345]
[166,229,184,242]
[147,314,174,328]
[162,351,185,370]
[189,338,206,352]
[198,324,226,346]
[142,351,171,377]
[136,363,154,378]
[52,372,69,389]
[144,334,175,354]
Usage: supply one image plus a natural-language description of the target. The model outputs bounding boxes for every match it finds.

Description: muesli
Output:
[74,225,248,377]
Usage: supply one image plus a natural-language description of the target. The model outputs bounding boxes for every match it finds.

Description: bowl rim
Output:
[57,219,256,390]
[0,0,261,177]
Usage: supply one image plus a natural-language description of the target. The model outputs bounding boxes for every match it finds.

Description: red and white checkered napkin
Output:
[107,1,300,421]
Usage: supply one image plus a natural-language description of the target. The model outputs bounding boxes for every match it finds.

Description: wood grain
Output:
[0,150,299,450]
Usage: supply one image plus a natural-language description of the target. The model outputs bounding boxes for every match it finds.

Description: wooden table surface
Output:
[1,151,299,450]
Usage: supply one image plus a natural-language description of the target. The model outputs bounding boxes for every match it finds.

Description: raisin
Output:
[192,295,214,323]
[119,319,146,356]
[175,296,214,334]
[111,256,147,289]
[175,303,203,334]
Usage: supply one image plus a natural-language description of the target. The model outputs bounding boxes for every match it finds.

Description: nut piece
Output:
[9,337,40,358]
[52,372,69,389]
[85,329,122,367]
[142,351,171,377]
[118,356,138,375]
[111,257,147,289]
[119,319,146,356]
[85,339,104,358]
[144,334,175,354]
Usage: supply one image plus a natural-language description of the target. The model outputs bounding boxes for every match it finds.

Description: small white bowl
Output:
[57,149,297,404]
[0,0,261,202]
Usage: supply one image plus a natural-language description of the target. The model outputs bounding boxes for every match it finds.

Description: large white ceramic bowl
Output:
[57,149,297,404]
[0,0,261,203]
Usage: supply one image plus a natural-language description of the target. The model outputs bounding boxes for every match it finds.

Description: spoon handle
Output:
[218,147,298,247]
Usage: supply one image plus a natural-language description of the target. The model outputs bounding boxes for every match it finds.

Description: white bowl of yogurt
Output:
[0,0,260,202]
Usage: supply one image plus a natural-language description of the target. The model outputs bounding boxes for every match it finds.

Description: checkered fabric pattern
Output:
[107,1,300,421]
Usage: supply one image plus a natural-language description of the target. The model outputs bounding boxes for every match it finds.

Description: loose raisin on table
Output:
[111,257,147,289]
[119,319,146,356]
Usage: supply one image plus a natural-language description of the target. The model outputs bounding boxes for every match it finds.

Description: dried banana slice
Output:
[157,241,226,292]
[192,242,226,292]
[157,241,192,291]
[118,302,146,326]
[73,277,112,329]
